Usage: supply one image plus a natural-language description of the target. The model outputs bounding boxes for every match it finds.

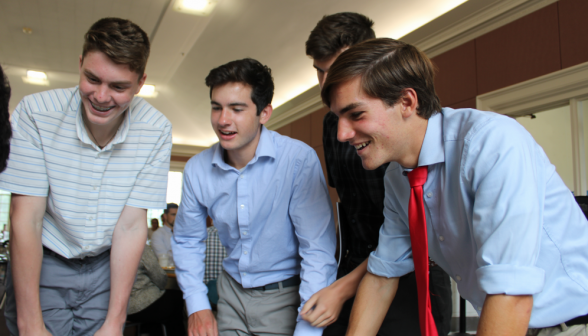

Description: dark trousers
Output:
[323,262,452,336]
[126,290,186,336]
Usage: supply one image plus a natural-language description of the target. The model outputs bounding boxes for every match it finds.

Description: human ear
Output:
[259,104,273,125]
[400,88,419,118]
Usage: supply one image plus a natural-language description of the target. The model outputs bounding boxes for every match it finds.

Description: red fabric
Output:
[407,166,438,336]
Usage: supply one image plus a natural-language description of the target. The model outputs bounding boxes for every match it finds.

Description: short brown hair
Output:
[82,17,150,78]
[322,38,441,119]
[306,12,375,61]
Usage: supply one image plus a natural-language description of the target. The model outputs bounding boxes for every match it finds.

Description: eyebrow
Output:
[211,100,248,107]
[83,70,133,86]
[338,102,363,116]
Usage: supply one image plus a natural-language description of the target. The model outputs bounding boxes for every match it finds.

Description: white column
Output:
[570,98,587,196]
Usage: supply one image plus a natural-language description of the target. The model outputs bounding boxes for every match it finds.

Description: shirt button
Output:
[240,175,244,179]
[84,246,90,250]
[455,275,462,281]
[240,204,245,209]
[426,192,433,198]
[478,306,483,310]
[439,236,444,241]
[243,251,248,255]
[93,186,97,190]
[89,216,93,220]
[243,231,248,235]
[242,272,246,276]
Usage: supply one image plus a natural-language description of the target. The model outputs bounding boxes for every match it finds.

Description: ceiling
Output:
[0,0,469,148]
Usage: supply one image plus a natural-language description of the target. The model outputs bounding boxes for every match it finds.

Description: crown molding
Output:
[403,0,557,58]
[266,85,324,130]
[171,143,208,157]
[476,62,588,117]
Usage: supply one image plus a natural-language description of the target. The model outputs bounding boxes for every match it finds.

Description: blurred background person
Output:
[148,218,160,241]
[127,244,186,335]
[152,203,178,265]
[204,217,227,309]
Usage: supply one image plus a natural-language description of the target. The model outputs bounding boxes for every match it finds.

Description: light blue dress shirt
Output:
[172,127,337,335]
[368,108,588,328]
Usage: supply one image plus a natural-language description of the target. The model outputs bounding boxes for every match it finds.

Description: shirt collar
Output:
[212,125,276,170]
[74,86,132,152]
[417,111,445,167]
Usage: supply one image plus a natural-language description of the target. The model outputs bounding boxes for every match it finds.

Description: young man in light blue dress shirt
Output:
[172,58,337,336]
[321,38,588,336]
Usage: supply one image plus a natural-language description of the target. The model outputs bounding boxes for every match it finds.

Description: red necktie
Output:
[407,166,438,336]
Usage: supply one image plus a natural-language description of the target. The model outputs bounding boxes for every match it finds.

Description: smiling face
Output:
[79,51,146,133]
[210,82,272,168]
[330,76,426,169]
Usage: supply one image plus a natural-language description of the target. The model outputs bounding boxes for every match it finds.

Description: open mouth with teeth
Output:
[354,141,371,152]
[220,130,237,136]
[90,101,115,112]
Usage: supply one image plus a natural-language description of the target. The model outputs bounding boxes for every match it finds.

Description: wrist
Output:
[332,275,357,301]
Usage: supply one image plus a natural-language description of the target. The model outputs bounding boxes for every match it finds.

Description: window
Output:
[0,189,9,231]
[146,171,183,227]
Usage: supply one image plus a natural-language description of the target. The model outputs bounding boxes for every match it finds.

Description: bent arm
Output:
[477,294,532,336]
[347,272,399,336]
[10,194,50,335]
[97,205,147,335]
[301,259,368,327]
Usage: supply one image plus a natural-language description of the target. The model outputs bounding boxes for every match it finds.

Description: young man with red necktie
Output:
[322,37,588,336]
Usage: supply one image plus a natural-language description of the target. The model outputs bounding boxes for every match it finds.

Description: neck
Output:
[398,118,428,168]
[164,223,173,230]
[82,110,125,148]
[225,127,262,170]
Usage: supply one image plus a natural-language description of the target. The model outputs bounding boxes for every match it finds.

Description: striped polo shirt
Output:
[0,87,172,258]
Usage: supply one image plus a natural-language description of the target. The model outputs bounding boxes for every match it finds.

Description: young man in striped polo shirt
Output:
[0,18,172,336]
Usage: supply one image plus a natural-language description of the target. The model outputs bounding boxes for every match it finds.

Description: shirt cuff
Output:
[476,264,545,295]
[294,319,324,336]
[185,291,212,316]
[367,251,415,278]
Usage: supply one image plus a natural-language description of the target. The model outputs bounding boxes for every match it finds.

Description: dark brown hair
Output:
[205,58,274,116]
[306,12,375,61]
[322,38,441,119]
[0,65,11,172]
[82,17,150,78]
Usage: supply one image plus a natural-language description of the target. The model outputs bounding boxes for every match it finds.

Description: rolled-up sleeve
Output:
[289,149,337,336]
[466,119,545,295]
[367,166,414,278]
[171,158,211,315]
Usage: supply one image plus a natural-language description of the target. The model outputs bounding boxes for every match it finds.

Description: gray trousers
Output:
[217,271,300,336]
[527,324,588,336]
[5,248,111,336]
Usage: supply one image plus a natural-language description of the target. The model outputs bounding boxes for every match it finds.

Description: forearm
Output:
[104,208,147,329]
[477,294,533,336]
[337,258,368,300]
[9,195,47,332]
[347,272,399,336]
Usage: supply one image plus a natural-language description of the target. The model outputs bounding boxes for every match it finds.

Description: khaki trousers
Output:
[216,271,300,336]
[527,324,588,336]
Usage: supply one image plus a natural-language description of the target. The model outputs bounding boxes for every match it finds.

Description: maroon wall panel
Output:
[310,107,329,148]
[432,41,477,107]
[290,114,312,145]
[475,3,561,95]
[559,0,588,68]
[275,124,292,137]
[450,98,477,109]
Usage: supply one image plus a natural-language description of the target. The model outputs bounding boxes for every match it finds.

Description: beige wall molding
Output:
[476,61,588,117]
[171,143,208,157]
[266,85,324,130]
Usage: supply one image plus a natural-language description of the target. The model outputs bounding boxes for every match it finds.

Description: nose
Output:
[318,71,327,89]
[218,108,231,126]
[94,84,110,103]
[337,117,355,143]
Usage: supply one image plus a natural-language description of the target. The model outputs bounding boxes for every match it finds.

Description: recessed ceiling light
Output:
[173,0,218,16]
[23,70,49,86]
[138,84,157,98]
[22,27,32,34]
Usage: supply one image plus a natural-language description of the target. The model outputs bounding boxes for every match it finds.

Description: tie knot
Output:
[408,166,428,187]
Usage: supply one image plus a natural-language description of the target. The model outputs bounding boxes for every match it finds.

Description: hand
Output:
[188,309,218,336]
[93,320,124,336]
[300,282,348,328]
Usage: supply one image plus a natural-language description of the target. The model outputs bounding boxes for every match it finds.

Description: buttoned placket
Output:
[84,148,112,254]
[236,170,252,287]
